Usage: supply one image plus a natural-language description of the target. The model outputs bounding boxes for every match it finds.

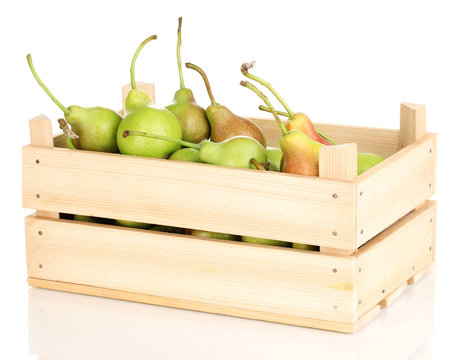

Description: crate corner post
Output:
[319,142,358,255]
[400,102,426,148]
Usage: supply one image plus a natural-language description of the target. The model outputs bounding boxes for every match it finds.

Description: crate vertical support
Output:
[28,114,59,219]
[319,143,358,255]
[400,102,426,148]
[122,82,155,116]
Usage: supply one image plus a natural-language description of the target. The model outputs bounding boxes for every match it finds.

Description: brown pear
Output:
[186,62,266,147]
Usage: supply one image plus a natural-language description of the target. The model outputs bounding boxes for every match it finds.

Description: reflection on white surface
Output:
[29,273,435,360]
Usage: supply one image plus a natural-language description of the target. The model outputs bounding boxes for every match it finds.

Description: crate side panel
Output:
[23,146,355,249]
[356,201,435,318]
[356,133,436,246]
[25,216,356,323]
[251,118,401,158]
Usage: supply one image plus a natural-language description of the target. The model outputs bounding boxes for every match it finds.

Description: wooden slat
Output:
[400,103,426,148]
[251,117,401,158]
[122,82,155,116]
[28,278,363,333]
[25,215,356,323]
[319,143,358,255]
[408,262,436,285]
[22,146,356,249]
[356,201,436,318]
[355,133,436,246]
[379,282,408,308]
[28,115,59,219]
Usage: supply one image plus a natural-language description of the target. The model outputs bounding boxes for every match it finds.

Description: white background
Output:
[1,0,461,358]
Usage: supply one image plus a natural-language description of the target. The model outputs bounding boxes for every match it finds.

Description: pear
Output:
[74,215,98,223]
[115,219,152,229]
[150,225,186,234]
[266,147,283,172]
[123,130,267,169]
[292,243,320,251]
[185,62,266,147]
[117,35,182,158]
[27,54,121,152]
[165,18,210,143]
[241,81,324,176]
[242,236,291,247]
[241,62,334,146]
[169,148,202,163]
[358,152,384,174]
[187,229,240,241]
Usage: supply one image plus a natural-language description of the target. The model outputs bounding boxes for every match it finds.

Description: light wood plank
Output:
[28,278,363,333]
[353,305,381,333]
[122,82,155,115]
[319,143,358,255]
[408,262,436,285]
[28,115,59,219]
[400,103,426,148]
[22,146,356,249]
[25,215,356,323]
[379,282,408,308]
[356,201,436,318]
[251,117,401,158]
[355,133,436,246]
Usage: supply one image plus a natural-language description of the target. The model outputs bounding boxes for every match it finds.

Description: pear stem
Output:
[258,105,290,117]
[123,130,201,150]
[176,17,185,89]
[250,158,266,170]
[241,62,295,118]
[240,81,288,136]
[130,35,158,90]
[27,54,70,116]
[258,105,337,145]
[185,63,216,105]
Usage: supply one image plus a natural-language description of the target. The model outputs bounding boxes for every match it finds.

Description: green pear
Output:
[188,229,240,241]
[115,219,152,229]
[150,225,186,234]
[242,236,291,247]
[123,131,267,169]
[117,35,183,158]
[266,147,283,171]
[74,215,98,223]
[185,63,266,147]
[292,243,319,251]
[169,148,202,162]
[27,54,121,153]
[165,18,210,143]
[358,153,384,175]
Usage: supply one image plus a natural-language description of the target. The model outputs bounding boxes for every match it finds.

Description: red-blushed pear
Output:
[241,61,334,146]
[240,80,324,177]
[185,62,267,147]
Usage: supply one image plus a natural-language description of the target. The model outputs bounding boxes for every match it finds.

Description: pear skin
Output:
[207,105,267,147]
[358,152,384,175]
[285,113,333,146]
[280,130,324,176]
[266,147,283,172]
[242,236,291,247]
[188,229,240,241]
[166,89,210,143]
[169,148,202,163]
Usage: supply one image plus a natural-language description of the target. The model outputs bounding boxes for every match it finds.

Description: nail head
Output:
[332,231,338,236]
[35,159,40,164]
[332,193,338,199]
[382,289,385,294]
[38,231,43,236]
[36,194,40,199]
[39,264,43,269]
[333,305,338,310]
[333,268,337,273]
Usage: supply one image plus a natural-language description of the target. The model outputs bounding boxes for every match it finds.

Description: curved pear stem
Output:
[250,158,266,171]
[240,81,288,136]
[185,63,216,105]
[27,54,70,116]
[241,62,295,118]
[176,17,185,89]
[258,105,290,117]
[259,105,337,145]
[123,130,201,150]
[130,35,158,90]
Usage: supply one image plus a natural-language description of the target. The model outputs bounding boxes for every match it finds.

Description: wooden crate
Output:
[22,86,437,333]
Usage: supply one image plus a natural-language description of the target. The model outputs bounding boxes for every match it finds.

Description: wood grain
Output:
[400,103,426,148]
[25,215,356,323]
[251,117,401,158]
[355,133,436,246]
[28,115,59,219]
[356,201,436,318]
[22,146,356,249]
